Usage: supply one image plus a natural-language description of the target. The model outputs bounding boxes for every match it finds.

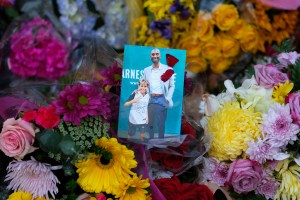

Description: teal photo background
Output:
[118,45,186,138]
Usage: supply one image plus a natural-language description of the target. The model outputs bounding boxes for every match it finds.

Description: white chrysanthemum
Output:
[5,157,60,199]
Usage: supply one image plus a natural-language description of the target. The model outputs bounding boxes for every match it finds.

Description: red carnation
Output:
[161,69,174,82]
[35,105,60,129]
[23,110,37,122]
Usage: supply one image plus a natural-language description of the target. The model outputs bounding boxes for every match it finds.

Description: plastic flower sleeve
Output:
[0,15,72,81]
[70,36,122,86]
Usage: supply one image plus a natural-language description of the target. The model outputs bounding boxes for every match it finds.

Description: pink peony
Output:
[226,159,263,194]
[8,17,70,79]
[287,92,300,126]
[277,51,300,68]
[0,118,37,160]
[254,63,289,88]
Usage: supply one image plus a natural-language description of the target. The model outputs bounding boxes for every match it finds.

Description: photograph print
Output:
[118,45,186,142]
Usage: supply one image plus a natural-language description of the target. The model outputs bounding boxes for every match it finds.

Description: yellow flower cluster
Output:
[7,191,47,200]
[207,102,262,161]
[274,159,300,200]
[76,137,150,199]
[133,0,195,48]
[272,81,294,104]
[247,0,299,45]
[177,3,265,74]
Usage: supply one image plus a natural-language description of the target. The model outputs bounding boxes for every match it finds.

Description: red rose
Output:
[161,69,174,82]
[154,176,214,200]
[162,153,184,170]
[181,117,196,137]
[154,176,181,199]
[181,182,214,200]
[23,110,37,122]
[35,105,60,128]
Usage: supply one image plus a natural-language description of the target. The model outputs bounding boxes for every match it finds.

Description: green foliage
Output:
[273,40,295,53]
[229,190,266,200]
[289,59,300,91]
[57,116,110,152]
[36,129,78,161]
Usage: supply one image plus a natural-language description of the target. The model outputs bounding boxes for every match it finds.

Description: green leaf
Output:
[273,39,295,53]
[59,135,77,156]
[36,130,63,153]
[290,59,300,91]
[4,7,19,18]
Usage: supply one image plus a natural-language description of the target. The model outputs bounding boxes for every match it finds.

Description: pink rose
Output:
[226,159,262,194]
[286,92,300,125]
[254,63,289,88]
[277,51,300,68]
[0,118,37,160]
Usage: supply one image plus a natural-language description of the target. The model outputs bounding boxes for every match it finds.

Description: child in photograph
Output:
[124,78,150,140]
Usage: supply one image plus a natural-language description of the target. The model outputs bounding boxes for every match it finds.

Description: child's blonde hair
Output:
[138,78,149,86]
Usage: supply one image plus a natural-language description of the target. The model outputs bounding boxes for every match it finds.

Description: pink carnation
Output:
[8,17,70,79]
[254,63,288,88]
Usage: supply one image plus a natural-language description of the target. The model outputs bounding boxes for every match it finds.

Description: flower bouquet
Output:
[201,40,300,199]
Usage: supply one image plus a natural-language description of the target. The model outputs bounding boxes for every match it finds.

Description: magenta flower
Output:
[8,17,70,79]
[98,61,122,87]
[52,83,110,125]
[5,157,60,199]
[246,138,280,164]
[255,176,279,199]
[262,103,300,147]
[203,158,228,186]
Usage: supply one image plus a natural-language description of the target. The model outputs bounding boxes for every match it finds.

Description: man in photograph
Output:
[143,48,175,139]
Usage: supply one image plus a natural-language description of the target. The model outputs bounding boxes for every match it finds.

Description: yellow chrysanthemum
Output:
[115,174,150,200]
[76,137,137,195]
[144,32,170,48]
[272,81,294,104]
[7,191,46,200]
[274,159,300,200]
[207,102,262,161]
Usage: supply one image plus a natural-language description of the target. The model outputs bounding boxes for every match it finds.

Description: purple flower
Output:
[52,83,110,125]
[8,17,70,79]
[246,138,280,163]
[169,0,191,20]
[254,63,289,88]
[277,51,300,68]
[255,176,279,199]
[203,158,228,186]
[149,20,172,39]
[286,92,300,126]
[262,103,300,147]
[5,157,60,199]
